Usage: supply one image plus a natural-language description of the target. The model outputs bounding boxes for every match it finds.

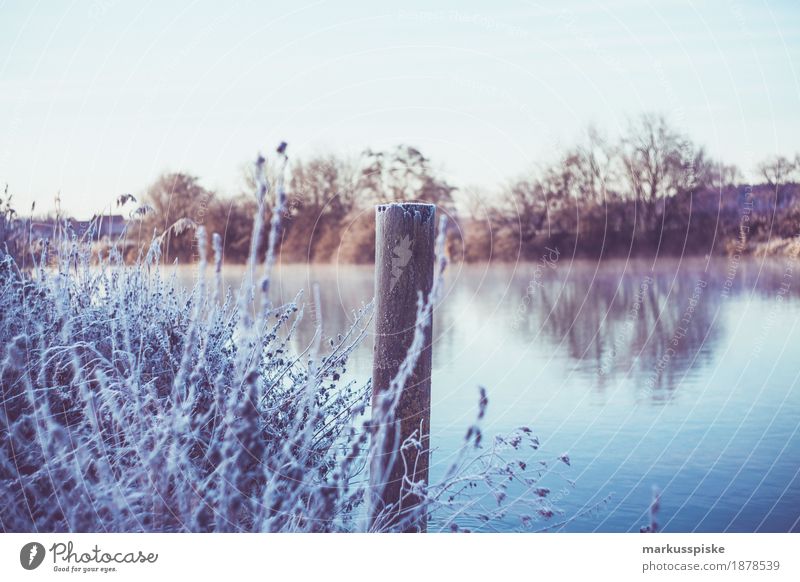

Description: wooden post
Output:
[370,202,436,532]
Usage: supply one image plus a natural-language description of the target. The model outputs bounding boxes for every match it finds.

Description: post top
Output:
[376,202,435,213]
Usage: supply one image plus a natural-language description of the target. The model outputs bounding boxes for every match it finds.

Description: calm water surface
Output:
[179,257,800,532]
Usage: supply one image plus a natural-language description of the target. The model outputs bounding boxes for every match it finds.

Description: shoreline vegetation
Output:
[0,149,589,533]
[2,114,799,268]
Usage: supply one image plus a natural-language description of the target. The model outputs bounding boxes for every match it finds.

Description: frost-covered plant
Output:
[0,148,584,533]
[640,486,661,533]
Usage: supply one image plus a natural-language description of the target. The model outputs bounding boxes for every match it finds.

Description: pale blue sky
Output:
[1,0,798,217]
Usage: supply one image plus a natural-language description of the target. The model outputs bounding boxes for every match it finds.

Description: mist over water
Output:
[177,257,800,532]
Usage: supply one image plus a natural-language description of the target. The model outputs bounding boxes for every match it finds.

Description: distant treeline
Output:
[3,113,800,265]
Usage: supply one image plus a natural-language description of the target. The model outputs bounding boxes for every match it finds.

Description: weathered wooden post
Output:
[370,202,436,532]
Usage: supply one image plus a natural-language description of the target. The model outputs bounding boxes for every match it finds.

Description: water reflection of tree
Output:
[514,261,727,402]
[225,259,795,403]
[266,265,455,376]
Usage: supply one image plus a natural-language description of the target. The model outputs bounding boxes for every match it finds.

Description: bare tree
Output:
[289,155,359,219]
[358,146,455,208]
[562,126,620,204]
[757,155,797,188]
[499,177,547,253]
[699,155,740,190]
[141,172,214,261]
[756,154,798,208]
[619,114,697,231]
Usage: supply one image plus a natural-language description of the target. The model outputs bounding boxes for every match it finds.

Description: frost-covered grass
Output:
[0,152,587,533]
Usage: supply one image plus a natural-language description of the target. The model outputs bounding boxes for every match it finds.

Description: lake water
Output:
[181,256,800,532]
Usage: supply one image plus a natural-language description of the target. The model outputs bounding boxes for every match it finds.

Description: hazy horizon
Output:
[2,0,799,218]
